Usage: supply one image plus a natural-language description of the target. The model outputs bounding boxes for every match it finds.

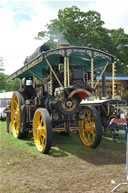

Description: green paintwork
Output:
[7,47,115,81]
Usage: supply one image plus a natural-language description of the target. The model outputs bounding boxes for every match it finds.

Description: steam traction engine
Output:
[7,46,116,154]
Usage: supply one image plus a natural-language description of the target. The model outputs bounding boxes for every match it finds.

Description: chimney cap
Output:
[58,44,69,48]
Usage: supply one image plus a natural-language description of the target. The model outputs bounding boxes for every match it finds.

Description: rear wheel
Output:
[78,106,102,148]
[11,91,27,138]
[33,108,52,154]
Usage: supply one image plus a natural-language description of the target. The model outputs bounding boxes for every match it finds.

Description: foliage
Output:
[6,78,20,92]
[48,7,108,48]
[0,73,7,90]
[0,73,20,92]
[0,57,4,73]
[109,28,128,73]
[44,40,57,49]
[38,6,128,73]
[0,67,4,72]
[38,6,112,49]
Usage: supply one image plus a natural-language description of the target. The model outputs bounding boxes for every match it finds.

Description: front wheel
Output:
[11,91,27,138]
[78,106,102,148]
[33,108,52,154]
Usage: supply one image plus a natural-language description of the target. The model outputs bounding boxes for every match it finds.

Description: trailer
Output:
[81,98,127,129]
[7,46,117,154]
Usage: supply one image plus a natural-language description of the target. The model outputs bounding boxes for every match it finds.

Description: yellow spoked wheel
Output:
[33,108,52,154]
[11,92,21,138]
[11,91,26,138]
[78,106,102,148]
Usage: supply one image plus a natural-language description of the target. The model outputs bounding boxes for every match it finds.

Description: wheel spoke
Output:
[11,93,20,138]
[40,136,45,145]
[33,109,52,154]
[33,111,46,151]
[79,108,97,146]
[40,126,46,137]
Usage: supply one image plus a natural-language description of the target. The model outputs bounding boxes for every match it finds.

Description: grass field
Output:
[0,121,128,193]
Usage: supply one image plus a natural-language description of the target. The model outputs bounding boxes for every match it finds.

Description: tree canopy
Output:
[0,73,20,92]
[0,73,7,91]
[38,6,128,73]
[0,57,5,73]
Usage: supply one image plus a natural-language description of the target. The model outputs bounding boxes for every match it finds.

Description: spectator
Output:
[124,111,128,119]
[4,100,11,132]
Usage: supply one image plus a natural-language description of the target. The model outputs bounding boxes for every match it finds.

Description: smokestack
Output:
[58,44,69,48]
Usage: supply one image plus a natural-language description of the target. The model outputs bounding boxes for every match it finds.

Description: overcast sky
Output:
[0,0,128,75]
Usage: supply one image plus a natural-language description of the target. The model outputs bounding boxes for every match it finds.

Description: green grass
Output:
[0,121,42,157]
[0,121,126,159]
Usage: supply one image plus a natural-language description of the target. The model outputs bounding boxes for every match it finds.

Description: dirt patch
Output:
[0,130,128,193]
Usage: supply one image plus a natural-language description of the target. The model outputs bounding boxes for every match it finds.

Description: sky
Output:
[0,0,128,75]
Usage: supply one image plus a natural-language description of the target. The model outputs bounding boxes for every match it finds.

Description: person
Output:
[124,111,128,119]
[4,100,11,132]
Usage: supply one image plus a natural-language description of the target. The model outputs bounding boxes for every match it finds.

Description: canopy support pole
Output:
[50,68,53,95]
[91,58,94,88]
[45,57,64,88]
[94,62,109,89]
[67,57,70,87]
[112,61,116,99]
[64,56,68,88]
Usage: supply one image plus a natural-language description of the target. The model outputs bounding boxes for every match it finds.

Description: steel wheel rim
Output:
[78,109,96,146]
[11,93,20,138]
[33,111,46,152]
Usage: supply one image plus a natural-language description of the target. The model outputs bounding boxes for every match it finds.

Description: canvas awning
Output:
[7,46,115,81]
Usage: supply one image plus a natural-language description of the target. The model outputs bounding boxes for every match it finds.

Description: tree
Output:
[50,7,105,47]
[36,31,57,49]
[0,73,7,90]
[38,6,112,50]
[6,78,20,92]
[38,6,128,73]
[109,28,128,73]
[0,57,5,73]
[0,72,20,92]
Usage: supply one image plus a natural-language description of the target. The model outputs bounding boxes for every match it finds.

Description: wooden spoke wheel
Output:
[33,108,52,154]
[11,91,27,138]
[78,106,102,148]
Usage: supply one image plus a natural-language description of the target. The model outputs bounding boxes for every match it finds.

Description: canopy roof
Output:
[7,46,115,81]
